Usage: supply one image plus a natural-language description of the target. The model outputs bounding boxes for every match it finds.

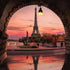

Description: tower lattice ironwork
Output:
[31,8,41,37]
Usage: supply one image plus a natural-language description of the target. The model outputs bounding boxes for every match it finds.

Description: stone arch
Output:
[0,0,70,69]
[0,0,67,31]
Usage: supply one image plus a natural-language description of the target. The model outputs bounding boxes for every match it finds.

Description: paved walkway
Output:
[39,46,65,50]
[7,46,66,56]
[7,45,65,51]
[7,45,66,56]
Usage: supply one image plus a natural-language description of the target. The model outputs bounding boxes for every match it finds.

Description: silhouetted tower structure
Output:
[31,8,41,37]
[32,56,39,70]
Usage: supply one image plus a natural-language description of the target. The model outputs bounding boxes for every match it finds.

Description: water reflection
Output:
[26,56,39,70]
[32,56,39,70]
[1,54,70,70]
[7,55,65,70]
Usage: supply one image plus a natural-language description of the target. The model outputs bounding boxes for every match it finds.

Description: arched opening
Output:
[0,0,70,70]
[6,5,65,48]
[6,5,65,70]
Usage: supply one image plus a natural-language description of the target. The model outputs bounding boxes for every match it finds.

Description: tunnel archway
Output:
[0,0,70,70]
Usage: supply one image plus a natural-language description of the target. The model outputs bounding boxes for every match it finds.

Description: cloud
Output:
[7,25,33,31]
[40,27,59,31]
[57,31,65,34]
[20,18,34,22]
[7,27,20,30]
[41,26,64,31]
[7,26,24,31]
[27,25,33,27]
[49,22,59,24]
[39,26,65,35]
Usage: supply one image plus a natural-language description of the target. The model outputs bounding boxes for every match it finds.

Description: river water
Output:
[7,55,65,70]
[7,41,65,70]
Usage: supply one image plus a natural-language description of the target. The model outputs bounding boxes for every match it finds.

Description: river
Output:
[7,41,65,70]
[7,55,65,70]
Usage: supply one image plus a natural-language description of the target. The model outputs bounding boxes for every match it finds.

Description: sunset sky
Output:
[6,5,65,40]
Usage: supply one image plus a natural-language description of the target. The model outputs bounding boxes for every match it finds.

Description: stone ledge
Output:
[0,49,7,56]
[0,52,7,65]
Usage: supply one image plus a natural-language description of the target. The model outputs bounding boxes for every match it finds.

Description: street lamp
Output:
[38,6,43,16]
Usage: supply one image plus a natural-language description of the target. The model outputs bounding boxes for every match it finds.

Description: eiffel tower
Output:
[31,8,41,37]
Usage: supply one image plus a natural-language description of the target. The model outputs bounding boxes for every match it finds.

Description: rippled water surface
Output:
[7,55,64,70]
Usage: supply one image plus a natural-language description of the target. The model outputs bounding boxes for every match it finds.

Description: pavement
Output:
[6,45,65,50]
[7,46,66,56]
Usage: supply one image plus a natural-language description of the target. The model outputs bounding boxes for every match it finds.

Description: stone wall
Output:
[0,31,8,66]
[0,0,70,68]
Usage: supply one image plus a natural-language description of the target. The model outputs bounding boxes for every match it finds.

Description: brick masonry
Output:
[0,0,70,69]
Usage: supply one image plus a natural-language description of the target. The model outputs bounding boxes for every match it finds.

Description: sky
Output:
[6,5,65,40]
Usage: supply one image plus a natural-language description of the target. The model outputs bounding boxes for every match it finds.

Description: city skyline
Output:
[6,5,65,39]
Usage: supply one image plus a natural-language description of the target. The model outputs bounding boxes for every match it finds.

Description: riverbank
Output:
[7,47,66,56]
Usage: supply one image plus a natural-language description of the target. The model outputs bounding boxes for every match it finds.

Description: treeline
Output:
[7,39,18,41]
[19,33,65,44]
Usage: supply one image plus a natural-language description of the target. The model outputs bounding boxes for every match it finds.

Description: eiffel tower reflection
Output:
[32,56,39,70]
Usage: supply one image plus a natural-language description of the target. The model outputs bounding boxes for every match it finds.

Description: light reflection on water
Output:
[7,55,65,70]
